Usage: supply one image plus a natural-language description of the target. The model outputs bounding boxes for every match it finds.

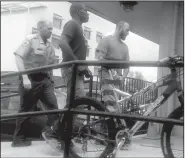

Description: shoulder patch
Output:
[22,40,30,47]
[26,34,37,40]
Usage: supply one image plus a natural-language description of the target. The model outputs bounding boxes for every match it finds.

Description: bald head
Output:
[115,21,130,40]
[70,3,85,17]
[116,21,129,30]
[37,20,52,30]
[37,20,53,40]
[69,3,89,23]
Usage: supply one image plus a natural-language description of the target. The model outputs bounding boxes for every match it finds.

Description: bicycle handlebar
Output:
[159,55,184,66]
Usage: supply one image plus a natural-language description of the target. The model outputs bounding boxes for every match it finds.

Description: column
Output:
[147,1,183,138]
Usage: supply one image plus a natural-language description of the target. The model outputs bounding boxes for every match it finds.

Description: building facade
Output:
[1,2,116,76]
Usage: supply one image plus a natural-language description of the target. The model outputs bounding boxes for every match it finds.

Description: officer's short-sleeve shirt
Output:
[14,34,56,70]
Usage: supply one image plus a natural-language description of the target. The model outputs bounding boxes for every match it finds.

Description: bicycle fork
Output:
[109,96,165,158]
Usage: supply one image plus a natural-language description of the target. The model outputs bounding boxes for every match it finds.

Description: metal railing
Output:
[84,75,158,105]
[84,75,158,134]
[1,60,184,158]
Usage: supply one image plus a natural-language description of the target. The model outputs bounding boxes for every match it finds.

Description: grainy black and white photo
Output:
[1,1,184,158]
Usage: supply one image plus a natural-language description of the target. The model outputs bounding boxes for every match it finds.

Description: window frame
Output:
[96,31,103,43]
[53,13,63,29]
[83,26,91,40]
[32,27,38,34]
[86,46,91,57]
[51,34,60,49]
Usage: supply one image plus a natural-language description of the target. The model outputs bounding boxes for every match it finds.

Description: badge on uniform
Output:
[22,40,29,47]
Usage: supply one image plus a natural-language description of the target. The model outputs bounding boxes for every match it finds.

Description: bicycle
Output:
[58,56,183,158]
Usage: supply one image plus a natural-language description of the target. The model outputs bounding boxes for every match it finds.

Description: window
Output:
[54,55,59,63]
[95,49,100,59]
[84,26,91,40]
[32,27,38,34]
[96,32,103,43]
[52,34,60,49]
[53,13,63,29]
[86,46,91,57]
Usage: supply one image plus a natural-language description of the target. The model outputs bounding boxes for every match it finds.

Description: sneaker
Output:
[11,138,32,147]
[42,128,62,153]
[42,127,75,153]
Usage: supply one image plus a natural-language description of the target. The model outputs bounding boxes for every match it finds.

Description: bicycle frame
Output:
[108,68,184,137]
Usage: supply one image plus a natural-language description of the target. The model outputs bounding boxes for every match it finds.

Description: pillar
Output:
[147,1,183,138]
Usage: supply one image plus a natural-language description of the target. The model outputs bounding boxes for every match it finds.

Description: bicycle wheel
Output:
[161,106,184,158]
[64,97,116,158]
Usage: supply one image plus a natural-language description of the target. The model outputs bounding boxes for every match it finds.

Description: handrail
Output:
[0,59,183,158]
[1,107,183,126]
[1,60,183,78]
[71,109,183,126]
[1,84,67,99]
[1,108,68,121]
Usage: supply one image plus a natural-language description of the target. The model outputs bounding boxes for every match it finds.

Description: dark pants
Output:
[13,73,59,141]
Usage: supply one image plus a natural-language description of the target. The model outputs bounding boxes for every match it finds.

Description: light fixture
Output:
[119,1,138,12]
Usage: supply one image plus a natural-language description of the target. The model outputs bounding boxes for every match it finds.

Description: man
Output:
[96,21,130,113]
[12,20,59,147]
[60,2,91,104]
[42,3,91,152]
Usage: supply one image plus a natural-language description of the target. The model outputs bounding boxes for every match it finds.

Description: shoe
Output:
[11,138,32,147]
[42,127,75,153]
[42,127,62,152]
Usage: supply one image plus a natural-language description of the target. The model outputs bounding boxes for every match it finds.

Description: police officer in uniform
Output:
[11,20,59,147]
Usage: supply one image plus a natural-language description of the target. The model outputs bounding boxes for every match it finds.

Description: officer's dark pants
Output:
[13,73,59,141]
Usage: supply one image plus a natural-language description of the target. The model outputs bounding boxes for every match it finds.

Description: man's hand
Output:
[113,73,126,85]
[77,66,87,72]
[84,67,92,78]
[22,75,31,89]
[78,66,92,78]
[120,76,126,85]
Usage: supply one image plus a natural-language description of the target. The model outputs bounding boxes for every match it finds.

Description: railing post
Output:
[63,64,77,158]
[89,74,93,97]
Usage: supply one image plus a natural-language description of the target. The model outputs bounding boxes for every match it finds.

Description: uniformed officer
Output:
[11,20,59,147]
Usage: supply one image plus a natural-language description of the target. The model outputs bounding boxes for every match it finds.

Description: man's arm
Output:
[96,37,109,60]
[14,39,31,79]
[47,45,57,85]
[49,45,59,64]
[59,21,78,60]
[14,38,32,89]
[59,35,77,60]
[123,68,129,77]
[122,46,130,78]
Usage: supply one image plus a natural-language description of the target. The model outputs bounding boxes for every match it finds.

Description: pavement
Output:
[1,135,183,158]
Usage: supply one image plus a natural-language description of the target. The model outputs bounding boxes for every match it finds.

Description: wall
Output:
[1,2,116,76]
[155,1,184,137]
[1,12,27,71]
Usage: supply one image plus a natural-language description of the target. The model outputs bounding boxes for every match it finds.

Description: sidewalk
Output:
[1,135,183,157]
